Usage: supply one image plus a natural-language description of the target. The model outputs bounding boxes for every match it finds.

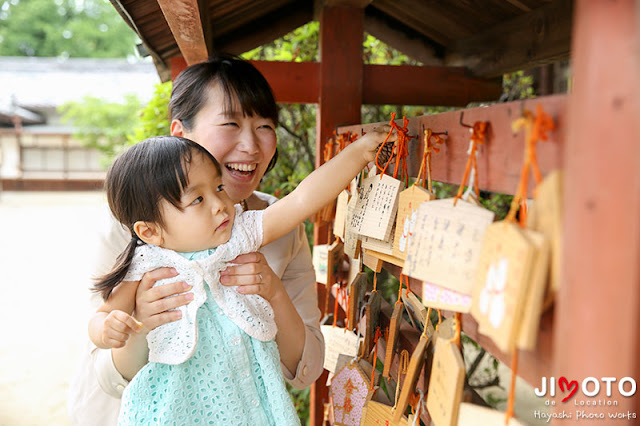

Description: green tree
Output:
[59,94,142,165]
[0,0,138,58]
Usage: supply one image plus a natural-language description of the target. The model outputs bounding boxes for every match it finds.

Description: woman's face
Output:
[171,82,277,203]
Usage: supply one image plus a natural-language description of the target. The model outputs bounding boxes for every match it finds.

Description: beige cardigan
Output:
[68,191,324,426]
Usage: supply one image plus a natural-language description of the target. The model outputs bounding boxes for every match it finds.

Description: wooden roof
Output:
[110,0,572,81]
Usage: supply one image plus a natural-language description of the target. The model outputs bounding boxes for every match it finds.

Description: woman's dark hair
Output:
[169,53,279,174]
[93,136,221,300]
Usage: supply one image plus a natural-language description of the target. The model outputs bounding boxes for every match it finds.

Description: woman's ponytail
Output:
[92,236,142,300]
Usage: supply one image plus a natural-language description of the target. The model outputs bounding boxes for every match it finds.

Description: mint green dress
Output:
[118,249,300,425]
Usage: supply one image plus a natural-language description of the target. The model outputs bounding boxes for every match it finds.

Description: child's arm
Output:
[262,127,393,246]
[88,280,143,349]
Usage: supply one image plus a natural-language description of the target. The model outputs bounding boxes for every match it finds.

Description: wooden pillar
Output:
[311,5,364,426]
[554,0,640,422]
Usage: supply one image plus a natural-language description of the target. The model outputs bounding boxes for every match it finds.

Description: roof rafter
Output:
[156,0,209,65]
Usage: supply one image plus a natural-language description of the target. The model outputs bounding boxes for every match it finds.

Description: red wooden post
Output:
[311,5,364,426]
[554,0,640,422]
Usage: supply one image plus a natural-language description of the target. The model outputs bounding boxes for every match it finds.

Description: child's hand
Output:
[101,310,143,348]
[356,125,396,163]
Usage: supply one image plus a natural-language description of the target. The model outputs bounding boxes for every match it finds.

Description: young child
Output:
[89,131,392,424]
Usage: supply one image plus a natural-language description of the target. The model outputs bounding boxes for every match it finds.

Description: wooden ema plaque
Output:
[330,362,371,426]
[382,302,403,378]
[350,173,404,241]
[334,190,350,240]
[344,192,362,259]
[313,240,343,286]
[402,198,495,295]
[401,292,427,331]
[528,170,563,296]
[361,291,382,358]
[517,229,549,350]
[392,335,429,423]
[321,325,359,373]
[426,338,465,426]
[347,272,367,331]
[457,403,526,425]
[393,185,435,260]
[361,400,409,426]
[470,221,538,354]
[361,223,395,255]
[421,281,472,313]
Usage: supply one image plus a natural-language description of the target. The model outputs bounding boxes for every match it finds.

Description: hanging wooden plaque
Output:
[528,170,563,296]
[361,223,395,255]
[347,272,368,331]
[321,325,359,373]
[517,229,549,350]
[402,198,495,295]
[344,192,362,259]
[382,302,403,378]
[313,244,330,284]
[330,362,371,426]
[401,291,427,331]
[352,173,404,241]
[426,338,465,426]
[421,281,472,313]
[392,334,429,423]
[361,291,382,358]
[334,190,350,240]
[457,403,526,425]
[361,399,409,426]
[393,185,435,260]
[362,250,383,272]
[470,221,537,354]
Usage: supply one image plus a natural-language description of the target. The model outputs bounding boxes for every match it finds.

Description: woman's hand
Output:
[134,267,194,331]
[219,252,284,302]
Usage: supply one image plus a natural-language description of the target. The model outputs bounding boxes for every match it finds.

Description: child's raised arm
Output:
[262,127,394,246]
[88,280,142,349]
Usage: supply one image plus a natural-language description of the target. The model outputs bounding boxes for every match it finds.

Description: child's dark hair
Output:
[93,136,221,300]
[169,53,279,173]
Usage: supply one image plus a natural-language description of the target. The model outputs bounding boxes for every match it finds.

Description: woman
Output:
[68,54,324,425]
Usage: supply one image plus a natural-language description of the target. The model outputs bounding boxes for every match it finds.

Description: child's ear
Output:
[133,221,163,246]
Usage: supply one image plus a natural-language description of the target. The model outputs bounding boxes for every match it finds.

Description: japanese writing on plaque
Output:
[402,198,495,295]
[357,174,404,241]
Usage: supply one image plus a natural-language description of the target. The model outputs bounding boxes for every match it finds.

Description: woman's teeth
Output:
[227,163,257,172]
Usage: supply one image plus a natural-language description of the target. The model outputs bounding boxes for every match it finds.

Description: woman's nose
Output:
[237,129,260,155]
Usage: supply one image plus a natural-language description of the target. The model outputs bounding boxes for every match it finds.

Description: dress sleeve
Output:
[278,223,325,389]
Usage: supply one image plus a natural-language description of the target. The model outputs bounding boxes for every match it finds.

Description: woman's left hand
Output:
[219,252,283,302]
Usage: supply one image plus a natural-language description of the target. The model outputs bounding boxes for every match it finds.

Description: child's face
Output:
[157,152,235,252]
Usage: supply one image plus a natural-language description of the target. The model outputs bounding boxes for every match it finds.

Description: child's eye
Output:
[216,184,225,192]
[191,196,203,205]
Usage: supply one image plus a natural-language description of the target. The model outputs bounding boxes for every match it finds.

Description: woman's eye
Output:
[216,184,225,193]
[222,122,239,127]
[191,196,203,205]
[259,123,275,131]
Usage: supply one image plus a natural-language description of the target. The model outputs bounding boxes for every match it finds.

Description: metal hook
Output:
[459,111,473,129]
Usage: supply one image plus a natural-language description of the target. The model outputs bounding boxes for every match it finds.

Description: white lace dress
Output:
[117,205,300,425]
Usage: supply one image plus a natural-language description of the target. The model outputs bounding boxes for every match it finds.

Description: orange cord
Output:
[375,113,411,187]
[454,121,488,205]
[416,128,446,191]
[506,105,555,226]
[373,272,378,293]
[505,350,519,424]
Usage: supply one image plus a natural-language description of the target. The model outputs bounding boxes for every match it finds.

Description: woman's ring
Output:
[258,273,263,282]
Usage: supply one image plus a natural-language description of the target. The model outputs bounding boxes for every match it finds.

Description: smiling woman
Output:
[68,55,324,426]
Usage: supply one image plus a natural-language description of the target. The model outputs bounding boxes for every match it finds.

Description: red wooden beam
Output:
[338,94,567,196]
[169,57,500,106]
[363,64,502,106]
[554,0,640,421]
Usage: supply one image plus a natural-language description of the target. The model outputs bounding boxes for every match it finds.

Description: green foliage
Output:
[127,82,173,144]
[59,94,142,166]
[502,70,535,101]
[0,0,138,58]
[287,384,310,425]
